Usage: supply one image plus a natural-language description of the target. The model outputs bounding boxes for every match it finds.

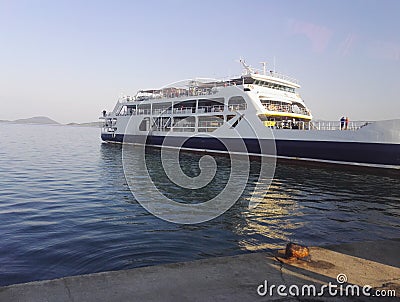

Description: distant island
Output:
[12,116,60,124]
[0,116,101,127]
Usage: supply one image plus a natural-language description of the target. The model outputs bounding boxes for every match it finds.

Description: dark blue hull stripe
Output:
[101,134,400,167]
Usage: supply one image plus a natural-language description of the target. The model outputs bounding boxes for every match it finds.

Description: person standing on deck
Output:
[345,116,349,130]
[340,116,345,130]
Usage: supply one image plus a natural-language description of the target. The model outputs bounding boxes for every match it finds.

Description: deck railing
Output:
[263,120,373,131]
[251,69,299,84]
[310,121,372,131]
[116,103,248,116]
[133,87,219,102]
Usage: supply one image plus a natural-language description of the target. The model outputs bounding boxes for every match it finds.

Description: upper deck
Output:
[117,60,300,104]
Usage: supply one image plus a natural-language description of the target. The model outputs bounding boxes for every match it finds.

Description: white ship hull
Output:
[102,117,400,169]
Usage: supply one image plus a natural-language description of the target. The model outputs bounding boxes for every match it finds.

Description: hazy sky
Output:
[1,0,399,123]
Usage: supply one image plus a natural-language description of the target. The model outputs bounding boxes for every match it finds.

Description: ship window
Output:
[152,102,172,115]
[139,117,150,131]
[263,82,295,93]
[260,99,270,105]
[152,116,172,131]
[226,115,235,121]
[173,100,196,114]
[138,104,151,115]
[228,96,247,111]
[198,98,225,113]
[228,96,246,104]
[241,77,253,84]
[198,115,224,132]
[117,106,126,116]
[127,105,137,115]
[173,116,195,132]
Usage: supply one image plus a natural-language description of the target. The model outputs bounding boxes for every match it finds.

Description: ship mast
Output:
[239,59,254,75]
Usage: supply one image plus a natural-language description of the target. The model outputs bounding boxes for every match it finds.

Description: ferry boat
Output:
[100,60,400,170]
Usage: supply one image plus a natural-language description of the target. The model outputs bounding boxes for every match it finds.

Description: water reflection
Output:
[237,163,400,251]
[100,143,400,254]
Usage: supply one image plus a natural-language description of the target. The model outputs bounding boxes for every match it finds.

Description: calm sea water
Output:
[0,123,399,286]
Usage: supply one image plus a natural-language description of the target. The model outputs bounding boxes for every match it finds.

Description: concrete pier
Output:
[0,239,399,301]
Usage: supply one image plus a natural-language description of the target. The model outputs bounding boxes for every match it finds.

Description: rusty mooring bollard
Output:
[285,242,310,260]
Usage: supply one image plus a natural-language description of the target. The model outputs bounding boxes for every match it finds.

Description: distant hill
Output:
[12,116,60,125]
[0,116,101,127]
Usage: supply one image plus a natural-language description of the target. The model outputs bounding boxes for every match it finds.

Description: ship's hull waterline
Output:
[101,133,400,170]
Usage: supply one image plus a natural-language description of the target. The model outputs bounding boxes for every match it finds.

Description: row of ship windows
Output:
[119,105,247,116]
[260,100,310,116]
[253,80,295,93]
[137,115,240,133]
[117,96,247,116]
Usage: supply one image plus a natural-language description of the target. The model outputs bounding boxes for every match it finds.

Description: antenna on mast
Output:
[260,62,267,75]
